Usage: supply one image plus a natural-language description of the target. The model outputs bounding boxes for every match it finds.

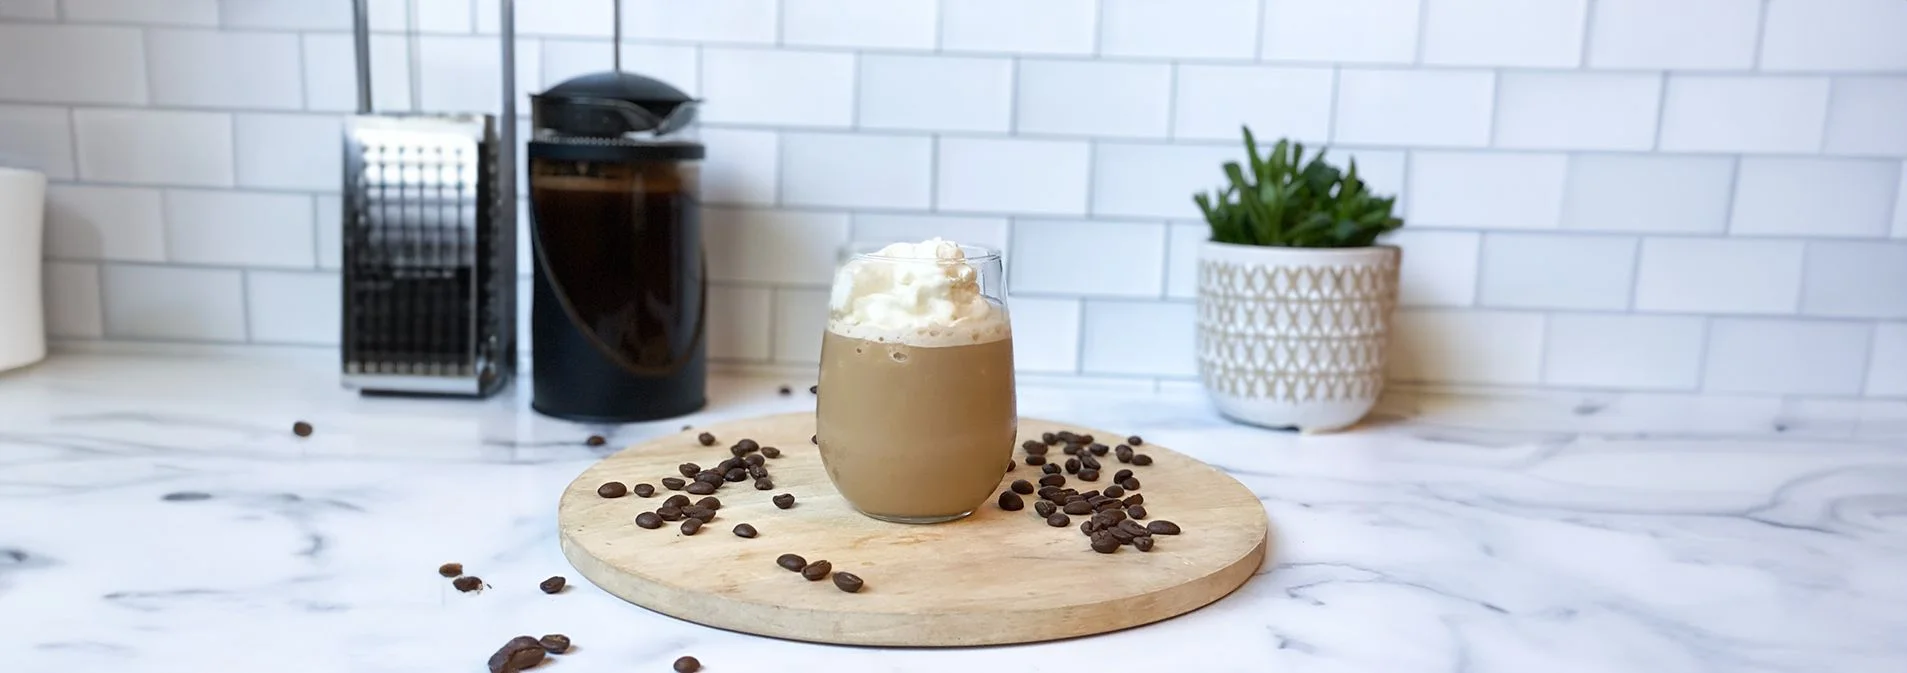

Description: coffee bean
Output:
[635,512,663,529]
[1022,440,1042,452]
[697,432,717,446]
[683,506,716,522]
[811,434,819,445]
[1126,504,1147,520]
[1006,459,1016,473]
[1134,536,1155,552]
[1146,520,1180,535]
[737,439,760,453]
[537,633,570,654]
[674,656,700,673]
[1103,485,1125,499]
[779,384,792,396]
[539,576,566,594]
[1090,444,1110,457]
[585,434,606,447]
[692,472,720,485]
[773,493,795,509]
[754,478,774,491]
[1121,477,1141,491]
[453,576,484,592]
[1111,527,1135,543]
[680,518,703,535]
[718,457,745,473]
[1041,432,1058,444]
[724,468,747,482]
[1104,508,1128,524]
[1010,479,1035,495]
[661,477,686,491]
[1046,513,1070,527]
[1078,434,1095,445]
[695,496,722,510]
[678,463,701,478]
[1034,500,1057,517]
[657,506,683,521]
[1092,536,1120,554]
[809,384,819,394]
[1127,435,1144,446]
[438,562,463,578]
[1065,458,1080,474]
[748,464,769,479]
[998,491,1024,511]
[801,560,831,581]
[1132,454,1153,466]
[633,483,656,498]
[776,553,806,571]
[1080,489,1100,500]
[1118,519,1148,536]
[292,421,313,437]
[1042,463,1061,474]
[597,481,628,498]
[1113,469,1134,482]
[1062,444,1081,456]
[1056,431,1077,443]
[1039,474,1065,488]
[731,443,754,457]
[1115,453,1132,464]
[487,635,544,673]
[744,453,766,467]
[686,481,717,495]
[1099,500,1126,513]
[832,571,865,593]
[1081,520,1097,535]
[1080,454,1101,470]
[1078,469,1099,482]
[1025,454,1047,466]
[763,446,782,458]
[1062,501,1092,515]
[733,523,758,538]
[663,494,690,508]
[1123,494,1144,507]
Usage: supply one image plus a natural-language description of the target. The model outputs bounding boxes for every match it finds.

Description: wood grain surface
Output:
[556,413,1270,646]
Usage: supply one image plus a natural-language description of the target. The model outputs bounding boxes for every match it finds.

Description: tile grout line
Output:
[1534,313,1551,384]
[1164,62,1179,140]
[1694,316,1715,392]
[1251,0,1267,60]
[1411,0,1429,65]
[1750,0,1771,70]
[1624,236,1643,310]
[1576,0,1597,67]
[1649,72,1669,151]
[1721,156,1743,233]
[1073,296,1088,375]
[765,287,780,364]
[1855,322,1879,395]
[927,134,940,210]
[239,268,254,342]
[1007,57,1020,134]
[1326,66,1341,142]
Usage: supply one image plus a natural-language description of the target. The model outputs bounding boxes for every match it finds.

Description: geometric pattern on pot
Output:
[1196,257,1398,403]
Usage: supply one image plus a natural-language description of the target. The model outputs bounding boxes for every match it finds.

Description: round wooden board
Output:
[557,413,1270,647]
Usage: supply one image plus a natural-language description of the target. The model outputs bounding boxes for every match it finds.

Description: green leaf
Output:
[1189,126,1405,248]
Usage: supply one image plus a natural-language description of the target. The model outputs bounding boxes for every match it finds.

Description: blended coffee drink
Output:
[816,240,1016,523]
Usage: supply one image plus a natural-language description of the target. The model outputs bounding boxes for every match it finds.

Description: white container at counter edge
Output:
[0,166,47,372]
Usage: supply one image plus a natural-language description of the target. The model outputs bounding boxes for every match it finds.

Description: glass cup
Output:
[815,243,1017,524]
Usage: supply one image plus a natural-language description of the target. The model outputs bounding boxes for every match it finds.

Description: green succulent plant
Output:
[1193,127,1403,248]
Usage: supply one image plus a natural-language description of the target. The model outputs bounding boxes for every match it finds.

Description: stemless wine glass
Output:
[815,242,1017,524]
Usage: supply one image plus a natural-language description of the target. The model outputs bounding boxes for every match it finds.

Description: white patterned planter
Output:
[1196,241,1400,432]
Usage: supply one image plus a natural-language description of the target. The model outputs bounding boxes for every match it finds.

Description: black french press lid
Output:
[529,71,703,161]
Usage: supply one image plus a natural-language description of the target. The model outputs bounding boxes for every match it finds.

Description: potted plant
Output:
[1191,127,1403,432]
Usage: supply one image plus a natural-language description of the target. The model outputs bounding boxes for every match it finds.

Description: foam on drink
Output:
[827,238,1010,346]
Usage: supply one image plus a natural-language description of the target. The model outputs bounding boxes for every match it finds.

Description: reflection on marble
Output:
[1,352,1904,672]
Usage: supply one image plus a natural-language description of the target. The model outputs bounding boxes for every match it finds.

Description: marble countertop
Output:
[3,352,1904,673]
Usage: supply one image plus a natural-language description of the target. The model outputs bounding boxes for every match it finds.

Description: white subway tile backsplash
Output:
[1731,158,1901,238]
[1387,229,1480,307]
[851,214,1009,252]
[1868,324,1907,396]
[1082,300,1196,377]
[315,196,341,270]
[486,0,610,37]
[1334,69,1495,147]
[1391,309,1546,385]
[0,105,75,179]
[1802,242,1907,318]
[43,262,103,338]
[1493,73,1660,151]
[1825,78,1907,157]
[416,36,540,115]
[302,34,412,113]
[858,55,1013,134]
[1099,0,1259,60]
[701,48,854,127]
[1016,60,1172,139]
[1586,0,1760,70]
[707,285,771,361]
[67,0,217,25]
[704,208,849,285]
[1092,143,1239,220]
[1421,0,1588,67]
[1562,155,1735,234]
[541,41,698,95]
[163,190,315,269]
[1172,65,1333,143]
[246,270,338,345]
[0,0,56,19]
[936,137,1090,215]
[1659,77,1830,153]
[941,0,1096,55]
[784,0,936,50]
[1761,0,1907,72]
[781,132,932,210]
[1704,318,1871,395]
[1544,314,1705,390]
[620,0,778,45]
[0,25,147,104]
[1897,169,1907,238]
[234,114,341,192]
[44,185,165,262]
[1164,222,1207,300]
[1261,0,1420,64]
[101,264,246,341]
[412,0,474,32]
[1009,296,1082,373]
[699,128,779,206]
[1011,219,1165,298]
[217,0,347,30]
[1635,239,1805,314]
[1408,152,1567,229]
[73,109,234,187]
[1479,233,1637,310]
[147,29,303,109]
[772,287,828,364]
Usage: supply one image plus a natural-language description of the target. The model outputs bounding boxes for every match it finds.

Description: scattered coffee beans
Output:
[731,443,754,457]
[724,468,747,482]
[695,496,722,510]
[1134,536,1155,552]
[674,655,700,673]
[1078,469,1099,482]
[683,506,716,522]
[718,458,744,473]
[773,493,795,509]
[597,481,628,498]
[1080,489,1100,500]
[1092,536,1120,554]
[748,464,769,480]
[1010,479,1034,495]
[686,481,717,495]
[1007,459,1017,473]
[661,477,686,491]
[1039,474,1066,488]
[744,453,765,467]
[680,518,703,536]
[1146,520,1180,535]
[1034,500,1057,517]
[487,636,544,673]
[1062,501,1092,515]
[1126,505,1147,519]
[1113,469,1133,482]
[998,491,1024,511]
[777,553,806,571]
[678,463,701,478]
[1042,463,1061,474]
[1101,508,1128,525]
[1121,478,1141,491]
[809,384,819,394]
[1127,435,1144,446]
[801,560,832,581]
[1041,432,1058,444]
[1110,527,1136,543]
[1056,431,1077,443]
[1065,458,1080,474]
[1132,454,1153,466]
[1078,434,1095,444]
[1062,444,1081,456]
[453,576,484,592]
[832,571,864,593]
[1081,520,1096,535]
[438,562,463,578]
[733,523,758,538]
[779,384,792,395]
[763,446,783,458]
[1118,519,1149,536]
[537,634,570,654]
[539,576,566,594]
[1021,440,1043,452]
[1025,454,1047,466]
[1104,485,1125,499]
[1080,454,1101,470]
[1089,443,1109,456]
[754,479,774,491]
[292,421,313,437]
[585,434,606,447]
[1123,494,1144,507]
[696,471,723,485]
[633,483,656,498]
[1095,499,1124,513]
[664,494,691,508]
[635,512,663,529]
[697,432,716,446]
[736,439,760,453]
[656,506,684,522]
[1046,513,1070,527]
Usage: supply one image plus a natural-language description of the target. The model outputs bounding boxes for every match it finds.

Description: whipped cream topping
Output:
[827,238,1009,347]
